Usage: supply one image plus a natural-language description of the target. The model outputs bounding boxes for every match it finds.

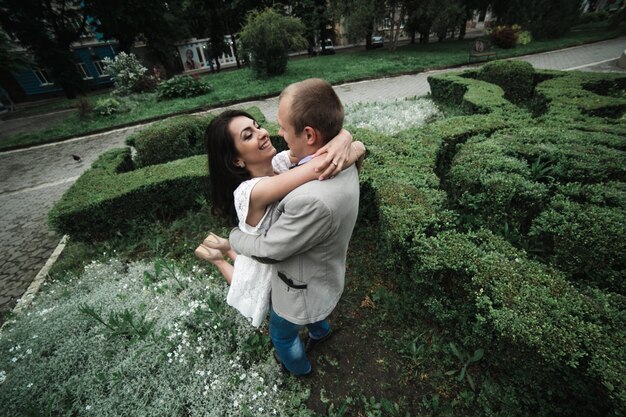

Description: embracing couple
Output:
[195,78,365,377]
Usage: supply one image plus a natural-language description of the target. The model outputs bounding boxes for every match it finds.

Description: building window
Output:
[76,62,93,80]
[33,68,53,86]
[93,60,107,77]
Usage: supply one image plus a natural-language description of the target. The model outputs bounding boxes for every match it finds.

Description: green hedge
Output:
[478,60,536,104]
[48,148,208,241]
[126,115,212,168]
[49,106,268,242]
[408,229,625,416]
[529,192,626,294]
[378,68,626,415]
[126,107,268,168]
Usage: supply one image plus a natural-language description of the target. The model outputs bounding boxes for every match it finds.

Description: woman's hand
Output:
[312,129,353,180]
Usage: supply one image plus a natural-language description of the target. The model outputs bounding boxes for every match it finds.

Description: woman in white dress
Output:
[195,109,365,327]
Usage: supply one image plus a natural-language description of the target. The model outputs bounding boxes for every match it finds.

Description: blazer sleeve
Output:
[229,194,332,264]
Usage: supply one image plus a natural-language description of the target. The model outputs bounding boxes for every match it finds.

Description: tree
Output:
[84,0,172,53]
[0,30,30,74]
[431,0,464,42]
[491,0,584,39]
[0,0,88,98]
[404,0,439,43]
[239,7,307,77]
[331,0,386,49]
[290,0,333,53]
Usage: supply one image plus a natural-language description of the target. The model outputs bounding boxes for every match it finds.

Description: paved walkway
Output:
[0,36,624,312]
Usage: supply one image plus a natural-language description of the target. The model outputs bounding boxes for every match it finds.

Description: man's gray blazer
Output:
[229,165,360,325]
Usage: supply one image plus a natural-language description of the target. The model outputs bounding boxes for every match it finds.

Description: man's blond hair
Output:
[280,78,344,144]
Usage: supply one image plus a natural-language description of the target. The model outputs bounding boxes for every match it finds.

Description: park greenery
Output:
[1,53,625,415]
[0,20,623,152]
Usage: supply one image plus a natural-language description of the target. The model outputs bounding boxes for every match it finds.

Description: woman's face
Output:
[228,116,276,168]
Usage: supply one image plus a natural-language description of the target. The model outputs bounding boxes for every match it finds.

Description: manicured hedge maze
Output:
[49,64,625,416]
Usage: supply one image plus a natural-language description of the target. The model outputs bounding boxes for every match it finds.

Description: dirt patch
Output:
[301,227,422,415]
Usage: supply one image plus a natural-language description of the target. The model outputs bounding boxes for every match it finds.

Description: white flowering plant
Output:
[102,52,151,96]
[0,258,313,416]
[345,97,442,135]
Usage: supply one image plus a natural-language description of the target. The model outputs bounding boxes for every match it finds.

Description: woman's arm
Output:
[312,128,357,179]
[246,140,366,226]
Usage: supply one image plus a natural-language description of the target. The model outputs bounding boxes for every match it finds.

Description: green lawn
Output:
[0,23,623,152]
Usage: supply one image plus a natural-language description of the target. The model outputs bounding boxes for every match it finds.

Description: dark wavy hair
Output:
[205,110,254,223]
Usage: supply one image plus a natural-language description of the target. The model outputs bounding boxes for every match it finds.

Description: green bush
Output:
[488,25,518,48]
[48,148,208,241]
[127,115,212,168]
[93,97,128,116]
[529,193,626,294]
[408,229,625,416]
[478,60,536,104]
[102,52,152,95]
[427,72,519,116]
[156,75,212,100]
[239,7,307,77]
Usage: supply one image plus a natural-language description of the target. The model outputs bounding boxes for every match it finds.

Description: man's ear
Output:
[303,126,319,145]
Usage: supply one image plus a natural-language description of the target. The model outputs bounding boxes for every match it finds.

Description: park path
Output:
[0,36,624,312]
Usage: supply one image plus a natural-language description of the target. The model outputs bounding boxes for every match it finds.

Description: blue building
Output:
[1,30,117,103]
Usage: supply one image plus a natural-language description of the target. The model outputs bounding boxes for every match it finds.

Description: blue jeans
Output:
[270,306,331,375]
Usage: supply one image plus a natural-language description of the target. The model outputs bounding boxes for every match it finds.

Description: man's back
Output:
[269,165,359,324]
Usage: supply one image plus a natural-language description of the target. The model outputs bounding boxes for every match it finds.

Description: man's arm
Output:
[230,194,333,263]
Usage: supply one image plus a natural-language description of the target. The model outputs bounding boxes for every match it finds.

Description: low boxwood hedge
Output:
[477,60,536,104]
[48,148,208,241]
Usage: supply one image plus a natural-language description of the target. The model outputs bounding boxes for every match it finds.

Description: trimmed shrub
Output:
[478,60,536,104]
[128,115,212,168]
[427,72,519,116]
[48,148,208,241]
[156,75,212,100]
[408,229,625,416]
[529,193,626,294]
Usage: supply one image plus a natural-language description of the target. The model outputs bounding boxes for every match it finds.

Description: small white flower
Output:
[86,405,92,411]
[27,383,33,388]
[11,357,17,363]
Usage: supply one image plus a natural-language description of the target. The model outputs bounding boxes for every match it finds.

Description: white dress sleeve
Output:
[272,150,293,174]
[233,177,273,235]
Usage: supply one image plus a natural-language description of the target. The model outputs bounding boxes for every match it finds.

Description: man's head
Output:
[277,78,344,159]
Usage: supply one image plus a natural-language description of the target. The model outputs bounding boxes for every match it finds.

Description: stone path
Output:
[0,35,624,313]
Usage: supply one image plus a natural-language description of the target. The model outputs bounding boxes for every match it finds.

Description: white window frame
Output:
[76,62,93,80]
[92,60,107,77]
[33,68,53,86]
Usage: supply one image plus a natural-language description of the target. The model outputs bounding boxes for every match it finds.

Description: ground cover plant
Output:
[2,67,625,416]
[0,22,623,151]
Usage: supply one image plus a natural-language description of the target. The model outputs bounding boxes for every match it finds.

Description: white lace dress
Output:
[226,151,291,327]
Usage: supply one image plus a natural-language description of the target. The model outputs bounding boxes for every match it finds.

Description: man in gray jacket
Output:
[229,78,360,376]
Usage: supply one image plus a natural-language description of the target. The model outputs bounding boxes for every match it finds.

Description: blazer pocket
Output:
[278,271,308,290]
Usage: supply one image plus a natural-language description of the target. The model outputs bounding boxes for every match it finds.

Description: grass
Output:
[1,22,623,151]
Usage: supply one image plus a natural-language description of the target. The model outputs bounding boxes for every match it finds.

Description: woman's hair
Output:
[205,109,254,223]
[280,78,343,144]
